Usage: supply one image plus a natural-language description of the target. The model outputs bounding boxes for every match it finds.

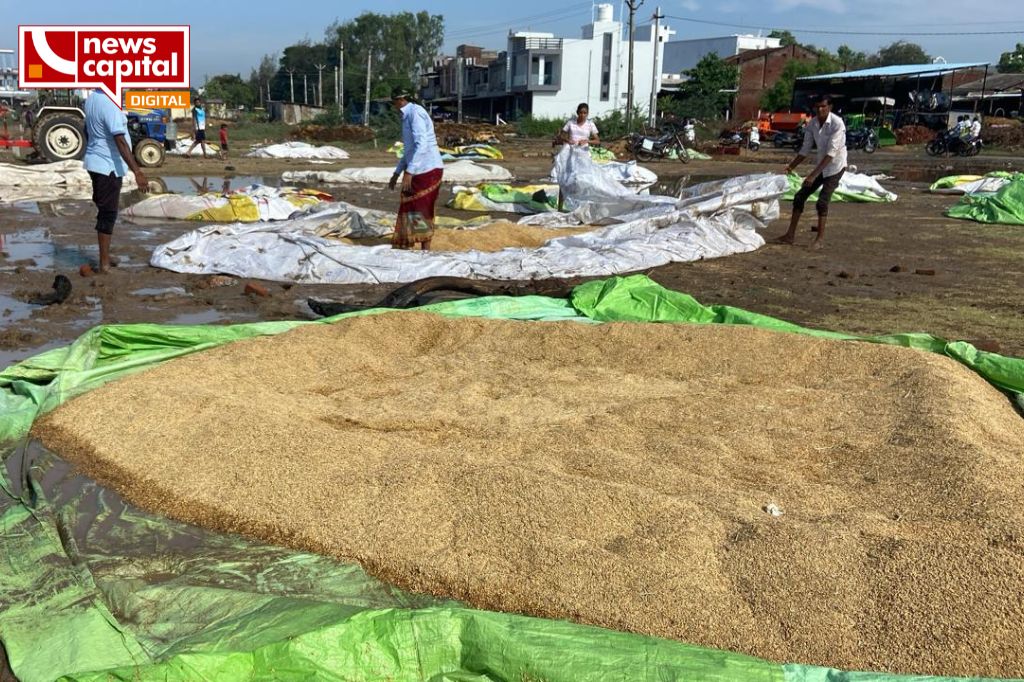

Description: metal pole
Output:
[977,64,989,115]
[364,52,372,125]
[287,69,295,103]
[334,66,339,107]
[625,0,644,132]
[303,74,308,104]
[340,47,345,110]
[648,6,662,127]
[316,64,326,107]
[457,57,464,123]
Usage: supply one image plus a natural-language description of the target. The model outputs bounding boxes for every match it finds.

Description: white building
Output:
[661,35,782,82]
[421,4,673,122]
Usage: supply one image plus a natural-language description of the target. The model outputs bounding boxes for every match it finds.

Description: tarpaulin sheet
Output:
[245,141,350,160]
[2,274,1024,675]
[283,160,513,185]
[929,172,1017,195]
[2,276,1023,681]
[0,160,138,203]
[149,169,786,284]
[782,171,897,203]
[449,183,560,214]
[946,175,1024,225]
[124,185,327,222]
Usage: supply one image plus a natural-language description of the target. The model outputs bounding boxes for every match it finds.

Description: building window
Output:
[600,33,612,101]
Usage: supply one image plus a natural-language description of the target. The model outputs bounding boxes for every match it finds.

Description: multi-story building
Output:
[661,35,782,78]
[420,4,673,122]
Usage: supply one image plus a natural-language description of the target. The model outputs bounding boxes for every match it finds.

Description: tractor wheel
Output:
[33,113,86,162]
[134,138,165,168]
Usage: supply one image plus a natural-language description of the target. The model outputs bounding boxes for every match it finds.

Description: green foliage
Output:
[248,53,278,106]
[998,43,1024,73]
[769,30,797,47]
[759,52,839,112]
[671,54,738,119]
[593,107,645,138]
[870,41,930,66]
[516,114,565,138]
[835,45,870,71]
[203,74,257,109]
[328,12,444,104]
[368,109,403,141]
[310,105,348,127]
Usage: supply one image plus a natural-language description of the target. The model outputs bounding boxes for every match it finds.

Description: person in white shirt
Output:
[970,116,982,139]
[558,103,599,148]
[774,95,848,250]
[683,118,696,144]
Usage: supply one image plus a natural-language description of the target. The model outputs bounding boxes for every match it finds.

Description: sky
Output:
[5,0,1024,83]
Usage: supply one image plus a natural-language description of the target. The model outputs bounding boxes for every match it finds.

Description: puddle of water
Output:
[154,176,278,195]
[0,339,67,370]
[0,293,35,325]
[132,287,190,298]
[165,309,232,325]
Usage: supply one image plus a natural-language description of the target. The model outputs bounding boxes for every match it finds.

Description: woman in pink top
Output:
[559,103,600,147]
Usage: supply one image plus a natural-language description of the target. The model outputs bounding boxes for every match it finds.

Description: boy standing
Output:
[219,123,229,160]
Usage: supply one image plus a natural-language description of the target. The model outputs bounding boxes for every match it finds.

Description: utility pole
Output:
[334,66,339,107]
[339,46,345,110]
[648,6,663,128]
[303,73,308,104]
[624,0,644,132]
[315,64,326,107]
[456,57,464,124]
[286,68,295,103]
[364,52,372,126]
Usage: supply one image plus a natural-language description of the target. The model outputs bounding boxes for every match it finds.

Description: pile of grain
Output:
[431,221,590,252]
[894,125,934,145]
[34,315,1024,677]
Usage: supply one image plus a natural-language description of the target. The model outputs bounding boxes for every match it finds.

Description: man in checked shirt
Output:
[775,95,847,250]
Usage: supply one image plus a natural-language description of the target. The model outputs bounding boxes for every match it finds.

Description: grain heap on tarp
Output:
[124,185,330,222]
[0,160,138,203]
[34,312,1024,679]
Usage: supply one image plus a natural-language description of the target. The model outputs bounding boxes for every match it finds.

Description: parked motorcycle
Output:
[846,127,878,153]
[926,130,982,157]
[719,129,760,151]
[629,130,690,163]
[771,128,803,150]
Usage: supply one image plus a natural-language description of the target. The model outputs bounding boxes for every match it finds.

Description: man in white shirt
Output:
[970,116,982,139]
[774,95,848,250]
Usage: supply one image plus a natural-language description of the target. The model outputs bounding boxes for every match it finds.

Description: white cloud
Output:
[774,0,847,12]
[680,0,701,11]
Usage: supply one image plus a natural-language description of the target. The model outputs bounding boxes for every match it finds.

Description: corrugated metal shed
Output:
[798,62,989,81]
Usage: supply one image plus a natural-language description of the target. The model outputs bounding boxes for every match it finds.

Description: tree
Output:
[760,51,839,112]
[674,53,738,119]
[248,53,278,106]
[204,74,256,109]
[998,43,1024,73]
[836,45,869,72]
[870,41,930,67]
[326,12,444,105]
[768,30,797,47]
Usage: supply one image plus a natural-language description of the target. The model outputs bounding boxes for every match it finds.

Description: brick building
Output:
[725,45,819,121]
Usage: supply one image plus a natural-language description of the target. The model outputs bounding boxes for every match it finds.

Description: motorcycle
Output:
[926,130,982,157]
[719,129,760,151]
[846,127,878,153]
[772,128,803,150]
[629,129,690,163]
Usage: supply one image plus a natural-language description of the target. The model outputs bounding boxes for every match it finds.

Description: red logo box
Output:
[19,25,190,106]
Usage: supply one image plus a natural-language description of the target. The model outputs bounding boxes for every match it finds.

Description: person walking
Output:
[82,90,148,273]
[774,95,847,250]
[185,99,210,158]
[388,90,444,250]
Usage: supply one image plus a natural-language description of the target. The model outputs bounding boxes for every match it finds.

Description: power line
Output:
[445,2,593,38]
[662,15,1024,37]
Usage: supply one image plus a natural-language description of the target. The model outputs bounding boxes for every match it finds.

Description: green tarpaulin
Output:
[947,175,1024,225]
[2,275,1022,682]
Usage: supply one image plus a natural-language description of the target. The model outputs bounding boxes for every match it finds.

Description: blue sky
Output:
[6,0,1024,82]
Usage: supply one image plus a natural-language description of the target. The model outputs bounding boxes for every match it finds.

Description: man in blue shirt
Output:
[388,90,444,249]
[82,90,148,273]
[185,99,210,158]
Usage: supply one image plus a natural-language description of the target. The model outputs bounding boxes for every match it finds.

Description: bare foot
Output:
[808,239,824,250]
[772,234,796,245]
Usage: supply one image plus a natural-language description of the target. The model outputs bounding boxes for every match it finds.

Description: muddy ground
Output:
[2,142,1023,368]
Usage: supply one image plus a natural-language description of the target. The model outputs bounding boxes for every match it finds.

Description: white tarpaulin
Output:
[125,185,327,222]
[283,160,513,185]
[549,152,658,187]
[246,141,350,160]
[0,160,138,203]
[167,138,221,155]
[151,149,787,283]
[930,175,1013,195]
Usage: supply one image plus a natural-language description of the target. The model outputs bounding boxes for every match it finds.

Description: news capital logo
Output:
[18,25,190,106]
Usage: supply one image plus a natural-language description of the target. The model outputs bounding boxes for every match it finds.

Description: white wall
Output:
[528,19,668,121]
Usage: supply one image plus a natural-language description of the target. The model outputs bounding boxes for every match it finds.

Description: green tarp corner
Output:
[3,274,1023,682]
[947,175,1024,225]
[782,173,891,204]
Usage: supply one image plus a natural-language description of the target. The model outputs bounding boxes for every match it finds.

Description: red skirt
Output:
[393,167,444,249]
